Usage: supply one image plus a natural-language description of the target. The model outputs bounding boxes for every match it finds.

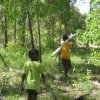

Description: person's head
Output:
[28,49,39,61]
[62,34,69,41]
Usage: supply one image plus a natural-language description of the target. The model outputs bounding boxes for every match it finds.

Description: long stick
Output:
[51,34,76,57]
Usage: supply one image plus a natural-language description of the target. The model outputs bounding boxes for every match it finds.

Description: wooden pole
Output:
[51,34,76,57]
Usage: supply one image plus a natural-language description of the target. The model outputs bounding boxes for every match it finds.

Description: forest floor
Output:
[38,73,100,100]
[0,70,100,100]
[0,47,100,100]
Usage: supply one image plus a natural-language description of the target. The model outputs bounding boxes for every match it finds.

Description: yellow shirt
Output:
[60,43,72,59]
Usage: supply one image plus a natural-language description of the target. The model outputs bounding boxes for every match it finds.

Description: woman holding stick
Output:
[60,34,72,78]
[51,33,76,77]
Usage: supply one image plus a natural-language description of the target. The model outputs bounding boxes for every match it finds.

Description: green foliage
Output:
[0,42,28,69]
[76,0,100,46]
[0,0,100,99]
[88,48,100,66]
[69,6,86,32]
[73,79,93,94]
[85,8,100,45]
[0,47,100,99]
[6,95,19,100]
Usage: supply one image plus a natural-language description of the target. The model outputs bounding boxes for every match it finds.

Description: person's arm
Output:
[39,63,45,84]
[41,74,45,84]
[60,38,64,45]
[20,74,26,91]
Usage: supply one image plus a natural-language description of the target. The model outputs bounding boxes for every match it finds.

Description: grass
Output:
[0,47,100,100]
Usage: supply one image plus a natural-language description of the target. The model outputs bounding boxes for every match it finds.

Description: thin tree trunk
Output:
[47,29,51,48]
[64,0,70,33]
[58,22,62,65]
[20,4,26,46]
[51,21,55,48]
[14,19,16,44]
[28,12,34,50]
[21,18,25,46]
[90,0,92,11]
[64,21,68,33]
[37,0,42,63]
[1,20,4,47]
[4,16,8,47]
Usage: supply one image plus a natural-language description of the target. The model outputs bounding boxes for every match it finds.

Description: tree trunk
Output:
[51,19,55,48]
[47,29,52,48]
[90,0,92,11]
[20,4,26,46]
[21,17,25,46]
[4,16,8,47]
[58,22,62,65]
[37,0,42,63]
[64,20,68,33]
[28,12,34,50]
[14,19,16,44]
[63,0,70,33]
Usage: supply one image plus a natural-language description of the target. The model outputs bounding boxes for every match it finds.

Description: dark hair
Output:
[62,34,68,41]
[28,49,39,61]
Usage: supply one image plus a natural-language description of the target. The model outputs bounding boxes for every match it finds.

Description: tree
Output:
[85,0,100,45]
[69,6,86,33]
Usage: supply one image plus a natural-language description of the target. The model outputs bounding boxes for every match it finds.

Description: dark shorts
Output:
[27,89,38,100]
[62,59,72,71]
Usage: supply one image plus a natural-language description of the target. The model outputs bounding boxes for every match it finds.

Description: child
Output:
[20,49,45,100]
[60,34,72,77]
